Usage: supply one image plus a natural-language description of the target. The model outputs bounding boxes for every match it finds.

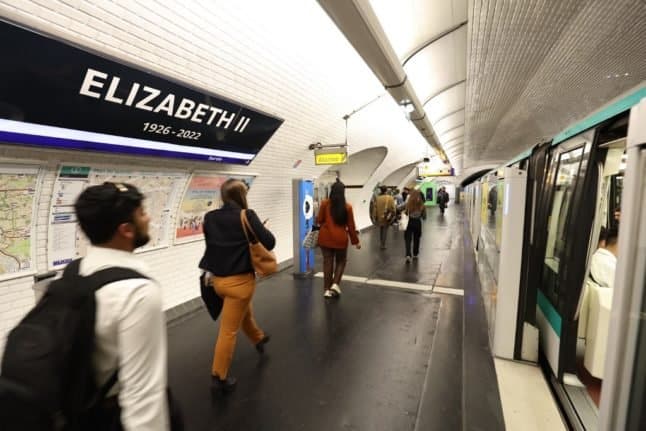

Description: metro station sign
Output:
[0,20,283,164]
[314,148,348,165]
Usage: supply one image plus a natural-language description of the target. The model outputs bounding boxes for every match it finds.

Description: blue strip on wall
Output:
[537,290,562,337]
[553,86,646,145]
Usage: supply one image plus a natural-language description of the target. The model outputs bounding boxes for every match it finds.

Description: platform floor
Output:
[167,204,506,431]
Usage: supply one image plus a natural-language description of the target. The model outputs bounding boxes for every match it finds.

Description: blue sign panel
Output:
[297,180,315,273]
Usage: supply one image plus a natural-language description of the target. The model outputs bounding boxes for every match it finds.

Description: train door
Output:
[599,97,646,431]
[534,128,598,428]
[534,110,636,429]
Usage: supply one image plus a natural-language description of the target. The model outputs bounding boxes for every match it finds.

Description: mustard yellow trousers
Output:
[211,273,265,379]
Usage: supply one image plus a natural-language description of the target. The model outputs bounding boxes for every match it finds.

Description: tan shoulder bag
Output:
[240,210,277,277]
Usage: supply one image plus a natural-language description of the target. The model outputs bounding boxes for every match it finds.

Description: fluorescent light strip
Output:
[0,118,254,160]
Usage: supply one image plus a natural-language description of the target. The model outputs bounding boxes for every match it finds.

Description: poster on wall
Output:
[48,165,186,270]
[175,173,256,243]
[0,164,39,280]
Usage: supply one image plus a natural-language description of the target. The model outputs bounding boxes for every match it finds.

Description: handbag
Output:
[399,213,409,231]
[302,226,319,249]
[241,210,278,277]
[199,272,223,321]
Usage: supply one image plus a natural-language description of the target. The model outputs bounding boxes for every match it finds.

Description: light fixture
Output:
[399,99,414,114]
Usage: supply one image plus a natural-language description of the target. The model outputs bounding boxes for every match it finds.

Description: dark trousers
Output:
[404,218,422,257]
[321,246,348,290]
[379,225,389,247]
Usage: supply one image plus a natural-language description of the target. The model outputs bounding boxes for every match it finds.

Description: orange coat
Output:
[316,199,359,249]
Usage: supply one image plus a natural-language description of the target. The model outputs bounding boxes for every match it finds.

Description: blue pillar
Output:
[292,179,315,277]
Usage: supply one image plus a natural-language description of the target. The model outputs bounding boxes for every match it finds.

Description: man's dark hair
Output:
[379,185,388,194]
[74,182,144,245]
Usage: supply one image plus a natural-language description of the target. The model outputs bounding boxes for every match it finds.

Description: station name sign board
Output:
[0,20,283,164]
[417,161,454,177]
[314,147,348,165]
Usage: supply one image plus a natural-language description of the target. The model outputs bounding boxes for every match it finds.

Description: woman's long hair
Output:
[329,181,348,225]
[221,179,248,209]
[406,189,424,213]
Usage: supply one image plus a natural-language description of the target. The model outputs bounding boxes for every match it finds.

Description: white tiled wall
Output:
[0,0,433,354]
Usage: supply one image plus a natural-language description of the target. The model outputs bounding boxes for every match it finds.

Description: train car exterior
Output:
[464,85,646,430]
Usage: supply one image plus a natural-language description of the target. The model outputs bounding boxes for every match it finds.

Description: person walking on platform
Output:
[437,186,449,215]
[317,180,361,298]
[199,179,274,394]
[404,189,427,262]
[372,185,396,249]
[76,182,171,430]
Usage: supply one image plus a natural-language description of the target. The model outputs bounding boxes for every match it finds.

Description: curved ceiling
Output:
[381,162,419,186]
[465,0,646,168]
[322,0,646,176]
[325,146,388,185]
[370,0,468,172]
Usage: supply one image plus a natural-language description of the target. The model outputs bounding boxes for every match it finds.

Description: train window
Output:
[543,146,586,301]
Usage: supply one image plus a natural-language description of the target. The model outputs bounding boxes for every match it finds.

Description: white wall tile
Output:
[0,0,434,353]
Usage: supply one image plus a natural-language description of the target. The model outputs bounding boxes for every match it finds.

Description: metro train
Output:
[463,86,646,430]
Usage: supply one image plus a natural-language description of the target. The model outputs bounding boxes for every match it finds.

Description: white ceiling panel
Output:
[433,110,464,134]
[425,81,466,122]
[440,125,464,142]
[464,0,646,168]
[369,0,468,61]
[404,25,467,104]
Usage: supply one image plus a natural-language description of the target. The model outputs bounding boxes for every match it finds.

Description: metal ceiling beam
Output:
[316,0,450,165]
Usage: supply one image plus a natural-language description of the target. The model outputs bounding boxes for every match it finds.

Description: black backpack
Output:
[0,259,147,430]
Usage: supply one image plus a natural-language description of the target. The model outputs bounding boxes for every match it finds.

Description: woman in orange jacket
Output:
[316,181,361,298]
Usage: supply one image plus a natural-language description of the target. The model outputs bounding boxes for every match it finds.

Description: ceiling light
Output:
[399,99,414,113]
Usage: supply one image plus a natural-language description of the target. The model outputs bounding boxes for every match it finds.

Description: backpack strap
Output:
[62,259,148,292]
[64,260,150,404]
[85,267,148,292]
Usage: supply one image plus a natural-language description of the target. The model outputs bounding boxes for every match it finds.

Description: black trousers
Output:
[379,225,389,247]
[404,218,422,257]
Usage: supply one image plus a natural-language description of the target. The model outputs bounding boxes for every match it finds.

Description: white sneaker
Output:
[330,283,341,296]
[405,256,412,263]
[324,289,333,298]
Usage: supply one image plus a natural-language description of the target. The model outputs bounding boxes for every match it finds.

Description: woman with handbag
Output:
[199,179,275,394]
[316,180,361,298]
[404,189,426,263]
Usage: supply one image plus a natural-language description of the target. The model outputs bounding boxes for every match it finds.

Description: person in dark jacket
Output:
[403,189,426,262]
[437,186,449,215]
[199,179,275,393]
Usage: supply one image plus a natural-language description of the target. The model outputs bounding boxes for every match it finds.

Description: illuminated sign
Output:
[417,162,453,177]
[314,148,347,165]
[0,20,283,164]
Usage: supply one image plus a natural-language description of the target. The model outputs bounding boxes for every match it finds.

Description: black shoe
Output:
[255,334,271,353]
[211,375,237,394]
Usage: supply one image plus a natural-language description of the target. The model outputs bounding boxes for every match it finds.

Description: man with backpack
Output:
[0,182,170,430]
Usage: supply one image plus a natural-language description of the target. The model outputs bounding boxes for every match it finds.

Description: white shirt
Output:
[589,248,617,289]
[80,246,169,431]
